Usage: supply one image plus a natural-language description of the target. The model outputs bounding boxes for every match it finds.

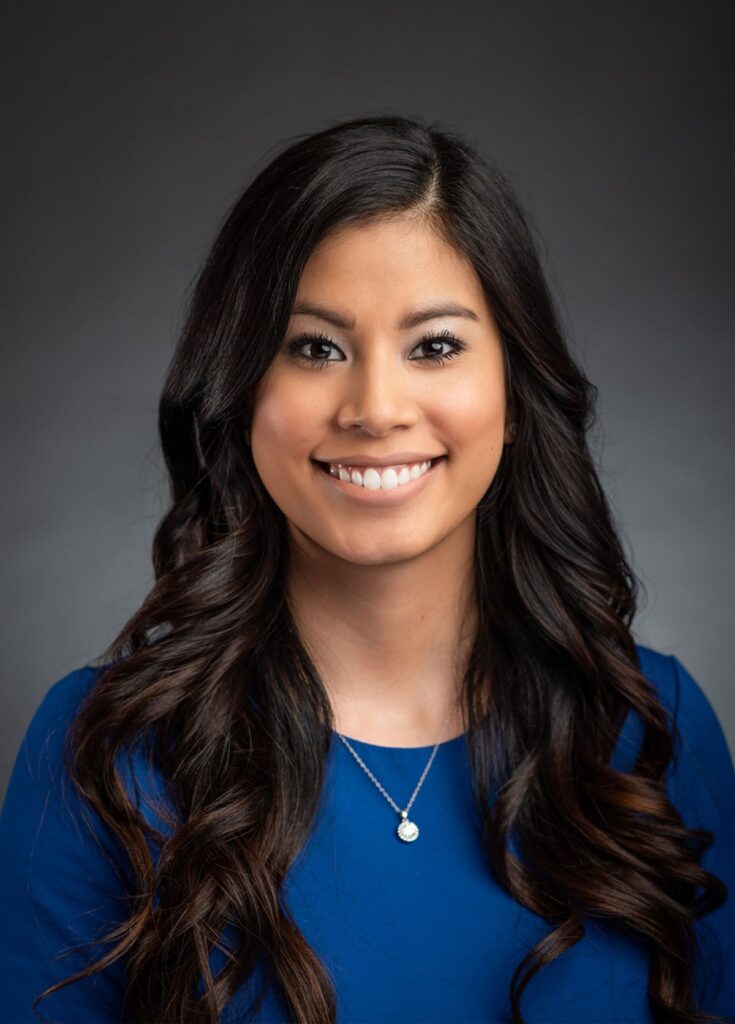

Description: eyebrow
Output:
[290,300,480,330]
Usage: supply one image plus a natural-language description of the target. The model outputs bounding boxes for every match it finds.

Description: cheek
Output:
[437,376,507,502]
[249,375,341,528]
[439,374,506,447]
[251,377,318,455]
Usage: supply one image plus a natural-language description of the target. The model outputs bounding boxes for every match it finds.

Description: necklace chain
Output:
[334,706,456,841]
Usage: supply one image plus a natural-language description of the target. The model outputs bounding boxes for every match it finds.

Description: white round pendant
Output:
[397,818,419,842]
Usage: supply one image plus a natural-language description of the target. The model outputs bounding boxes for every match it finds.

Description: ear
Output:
[503,417,517,445]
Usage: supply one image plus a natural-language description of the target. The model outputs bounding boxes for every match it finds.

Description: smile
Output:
[311,455,447,505]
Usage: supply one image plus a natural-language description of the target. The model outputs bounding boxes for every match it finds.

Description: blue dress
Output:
[0,644,733,1022]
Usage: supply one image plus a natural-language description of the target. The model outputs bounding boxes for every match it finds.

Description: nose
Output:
[335,346,420,436]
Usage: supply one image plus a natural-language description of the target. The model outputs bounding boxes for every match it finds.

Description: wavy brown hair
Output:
[35,113,728,1023]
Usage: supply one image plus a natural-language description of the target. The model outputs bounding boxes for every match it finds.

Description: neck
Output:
[286,516,477,747]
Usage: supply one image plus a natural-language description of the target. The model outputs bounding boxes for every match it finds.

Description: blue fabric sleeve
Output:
[667,655,735,1016]
[0,667,132,1023]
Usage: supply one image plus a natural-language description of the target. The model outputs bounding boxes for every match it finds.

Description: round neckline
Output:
[331,728,467,752]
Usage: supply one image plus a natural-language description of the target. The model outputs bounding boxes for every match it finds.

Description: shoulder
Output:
[629,641,730,752]
[0,664,132,1015]
[631,644,735,1011]
[633,641,691,721]
[3,660,168,837]
[17,664,106,786]
[2,662,111,844]
[632,642,735,826]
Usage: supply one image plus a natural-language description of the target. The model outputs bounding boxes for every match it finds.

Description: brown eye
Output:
[411,329,467,365]
[286,327,467,369]
[287,330,340,368]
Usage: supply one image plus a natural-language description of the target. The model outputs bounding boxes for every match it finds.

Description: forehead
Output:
[294,215,488,319]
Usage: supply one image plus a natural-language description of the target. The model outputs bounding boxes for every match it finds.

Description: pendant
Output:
[396,810,419,842]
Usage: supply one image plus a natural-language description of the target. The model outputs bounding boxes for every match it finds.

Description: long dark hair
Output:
[36,113,727,1023]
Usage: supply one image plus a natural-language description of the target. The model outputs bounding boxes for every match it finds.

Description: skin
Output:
[250,213,513,747]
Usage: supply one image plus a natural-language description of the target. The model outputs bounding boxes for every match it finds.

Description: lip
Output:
[311,455,446,506]
[313,451,445,468]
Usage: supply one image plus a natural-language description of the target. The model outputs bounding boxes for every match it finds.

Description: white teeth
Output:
[330,459,434,490]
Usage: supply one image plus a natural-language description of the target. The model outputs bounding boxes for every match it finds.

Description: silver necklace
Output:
[335,707,455,843]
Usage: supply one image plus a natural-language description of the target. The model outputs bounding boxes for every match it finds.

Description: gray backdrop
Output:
[2,0,733,802]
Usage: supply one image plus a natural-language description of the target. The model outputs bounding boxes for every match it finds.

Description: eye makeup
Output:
[286,327,468,369]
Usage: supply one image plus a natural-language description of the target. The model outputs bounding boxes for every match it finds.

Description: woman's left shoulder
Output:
[633,644,735,1012]
[633,642,735,819]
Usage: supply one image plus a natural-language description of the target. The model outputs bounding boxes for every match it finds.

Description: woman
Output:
[0,114,732,1023]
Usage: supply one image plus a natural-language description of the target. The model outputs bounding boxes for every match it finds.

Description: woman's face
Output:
[250,214,512,565]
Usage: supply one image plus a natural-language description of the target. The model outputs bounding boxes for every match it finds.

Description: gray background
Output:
[2,0,733,802]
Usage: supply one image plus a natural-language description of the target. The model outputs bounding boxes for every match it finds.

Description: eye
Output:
[286,329,338,369]
[286,327,467,369]
[411,328,468,364]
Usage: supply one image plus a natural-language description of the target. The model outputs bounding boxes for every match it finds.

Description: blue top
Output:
[0,644,733,1022]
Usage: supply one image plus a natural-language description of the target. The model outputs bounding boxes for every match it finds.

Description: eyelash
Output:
[286,328,468,369]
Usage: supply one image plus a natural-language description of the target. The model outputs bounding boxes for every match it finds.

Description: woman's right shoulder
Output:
[4,660,171,835]
[0,663,134,1018]
[15,664,107,785]
[29,661,104,723]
